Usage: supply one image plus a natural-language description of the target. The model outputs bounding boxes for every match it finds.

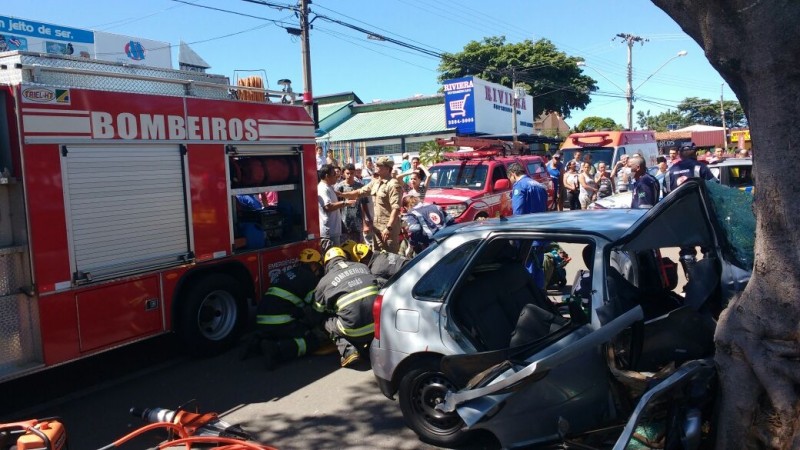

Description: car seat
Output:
[456,262,565,351]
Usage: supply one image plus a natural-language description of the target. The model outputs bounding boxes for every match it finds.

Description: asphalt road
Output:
[0,335,452,450]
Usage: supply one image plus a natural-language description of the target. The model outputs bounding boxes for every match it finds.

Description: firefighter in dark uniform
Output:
[315,247,379,368]
[241,248,326,369]
[349,243,409,287]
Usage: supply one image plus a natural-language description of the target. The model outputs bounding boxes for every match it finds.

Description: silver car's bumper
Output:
[370,340,411,398]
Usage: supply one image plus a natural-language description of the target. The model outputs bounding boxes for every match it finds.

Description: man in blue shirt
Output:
[507,162,548,289]
[507,162,547,215]
[629,156,660,209]
[546,153,565,211]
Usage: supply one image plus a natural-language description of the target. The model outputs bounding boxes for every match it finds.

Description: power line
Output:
[171,0,294,28]
[90,3,185,30]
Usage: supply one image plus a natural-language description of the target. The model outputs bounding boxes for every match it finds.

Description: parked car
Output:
[589,158,753,209]
[707,157,754,193]
[370,179,753,448]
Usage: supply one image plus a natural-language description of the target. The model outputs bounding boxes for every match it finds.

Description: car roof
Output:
[706,157,752,167]
[436,209,646,242]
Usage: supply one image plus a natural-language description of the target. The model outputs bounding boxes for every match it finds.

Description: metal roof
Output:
[317,99,451,141]
[178,41,210,69]
[317,100,352,123]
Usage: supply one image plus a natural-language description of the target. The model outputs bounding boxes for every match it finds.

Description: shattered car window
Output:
[413,240,479,301]
[705,181,755,270]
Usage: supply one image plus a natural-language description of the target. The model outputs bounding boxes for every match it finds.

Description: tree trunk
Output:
[650,1,800,448]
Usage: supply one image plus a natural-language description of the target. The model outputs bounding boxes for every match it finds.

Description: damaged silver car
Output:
[370,179,753,448]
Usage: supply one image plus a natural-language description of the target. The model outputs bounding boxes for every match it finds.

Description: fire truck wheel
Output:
[177,274,246,356]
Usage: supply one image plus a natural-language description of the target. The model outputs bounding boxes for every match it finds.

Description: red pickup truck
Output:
[424,141,554,222]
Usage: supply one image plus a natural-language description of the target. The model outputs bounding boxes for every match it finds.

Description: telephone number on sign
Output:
[447,118,475,125]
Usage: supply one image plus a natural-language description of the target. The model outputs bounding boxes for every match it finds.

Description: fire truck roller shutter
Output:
[61,145,191,281]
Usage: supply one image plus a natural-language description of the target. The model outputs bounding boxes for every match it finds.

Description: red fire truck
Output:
[0,52,319,381]
[425,137,555,221]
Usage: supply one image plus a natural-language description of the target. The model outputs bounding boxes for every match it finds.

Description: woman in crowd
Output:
[594,162,615,200]
[578,161,598,209]
[562,161,581,210]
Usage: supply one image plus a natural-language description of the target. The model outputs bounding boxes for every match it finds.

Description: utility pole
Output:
[614,33,648,130]
[720,83,727,149]
[299,0,314,118]
[512,68,519,147]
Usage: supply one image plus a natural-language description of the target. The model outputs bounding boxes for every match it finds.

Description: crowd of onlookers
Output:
[547,145,750,211]
[315,147,442,257]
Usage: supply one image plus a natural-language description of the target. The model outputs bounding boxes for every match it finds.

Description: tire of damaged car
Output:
[398,361,472,447]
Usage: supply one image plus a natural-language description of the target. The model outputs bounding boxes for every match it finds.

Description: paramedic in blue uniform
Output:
[507,162,548,215]
[664,143,715,194]
[507,162,549,288]
[629,156,660,209]
[664,143,716,279]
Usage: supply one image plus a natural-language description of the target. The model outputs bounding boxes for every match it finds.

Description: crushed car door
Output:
[438,305,644,427]
[612,179,753,302]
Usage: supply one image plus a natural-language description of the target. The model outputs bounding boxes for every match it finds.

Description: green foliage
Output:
[636,109,689,131]
[438,36,597,118]
[418,140,449,166]
[574,116,621,132]
[636,99,746,131]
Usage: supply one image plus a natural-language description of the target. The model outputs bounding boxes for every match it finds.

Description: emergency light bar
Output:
[443,150,500,160]
[570,133,614,148]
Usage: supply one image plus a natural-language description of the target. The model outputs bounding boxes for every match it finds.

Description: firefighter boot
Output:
[340,344,361,368]
[260,339,280,371]
[239,334,262,361]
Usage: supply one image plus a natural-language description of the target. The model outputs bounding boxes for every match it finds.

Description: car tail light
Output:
[373,294,383,340]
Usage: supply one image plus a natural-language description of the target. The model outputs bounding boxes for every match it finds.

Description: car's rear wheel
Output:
[398,360,470,447]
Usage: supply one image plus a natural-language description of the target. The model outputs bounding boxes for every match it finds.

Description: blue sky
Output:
[3,0,737,128]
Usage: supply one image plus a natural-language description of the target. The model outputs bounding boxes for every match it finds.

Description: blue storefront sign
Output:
[443,75,534,136]
[0,15,94,43]
[0,15,94,57]
[443,76,476,134]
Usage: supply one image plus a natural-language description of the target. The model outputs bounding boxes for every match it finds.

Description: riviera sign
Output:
[443,76,534,136]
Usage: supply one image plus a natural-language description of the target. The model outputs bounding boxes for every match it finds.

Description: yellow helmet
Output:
[324,247,347,264]
[340,240,357,259]
[299,248,322,264]
[351,243,372,262]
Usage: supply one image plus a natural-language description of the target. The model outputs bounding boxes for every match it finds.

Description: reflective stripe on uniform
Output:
[303,290,315,305]
[294,337,307,356]
[265,286,304,307]
[256,314,294,325]
[336,318,374,337]
[335,285,379,310]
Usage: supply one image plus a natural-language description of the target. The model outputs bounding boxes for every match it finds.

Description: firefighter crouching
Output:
[241,248,327,369]
[316,247,379,368]
[348,243,409,287]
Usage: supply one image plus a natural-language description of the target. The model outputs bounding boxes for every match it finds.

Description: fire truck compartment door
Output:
[62,145,191,282]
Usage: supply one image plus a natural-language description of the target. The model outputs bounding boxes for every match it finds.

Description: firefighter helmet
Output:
[340,239,357,259]
[324,247,347,264]
[299,248,321,264]
[351,243,372,262]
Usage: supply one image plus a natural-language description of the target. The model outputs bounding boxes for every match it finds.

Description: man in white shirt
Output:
[318,164,354,252]
[315,146,324,170]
